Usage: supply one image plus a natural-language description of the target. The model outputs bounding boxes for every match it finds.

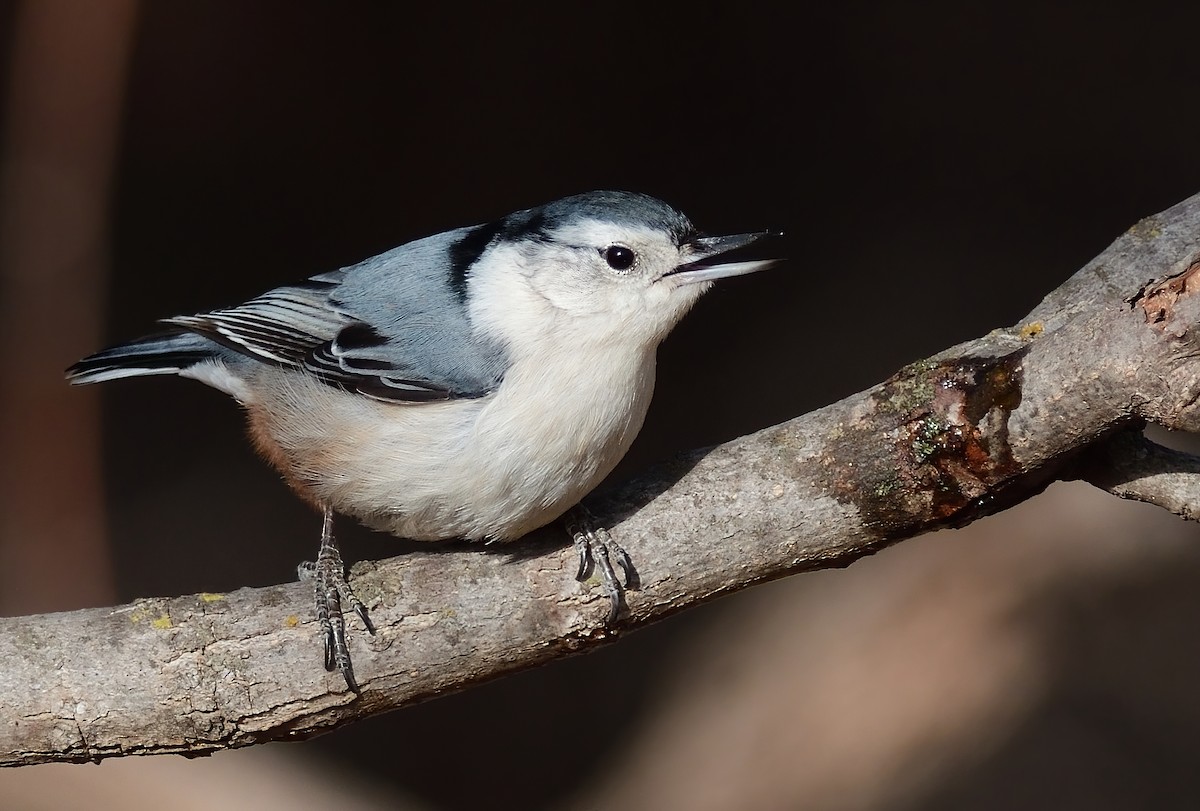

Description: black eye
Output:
[602,245,637,271]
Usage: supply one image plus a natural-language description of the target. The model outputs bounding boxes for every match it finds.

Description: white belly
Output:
[241,346,656,542]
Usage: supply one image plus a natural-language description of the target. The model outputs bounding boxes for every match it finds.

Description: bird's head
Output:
[462,191,780,354]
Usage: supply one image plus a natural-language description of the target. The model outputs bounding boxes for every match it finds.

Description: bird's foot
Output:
[566,505,639,626]
[298,506,375,692]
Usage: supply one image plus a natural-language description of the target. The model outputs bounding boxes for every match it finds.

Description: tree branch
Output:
[1074,430,1200,521]
[6,193,1200,767]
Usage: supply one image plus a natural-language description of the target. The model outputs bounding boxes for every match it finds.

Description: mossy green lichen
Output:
[879,360,938,415]
[1127,216,1163,240]
[873,475,900,498]
[911,416,947,462]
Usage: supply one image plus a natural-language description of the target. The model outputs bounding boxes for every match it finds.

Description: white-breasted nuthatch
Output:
[68,190,780,691]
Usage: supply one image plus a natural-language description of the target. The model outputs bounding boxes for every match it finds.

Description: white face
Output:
[467,219,715,356]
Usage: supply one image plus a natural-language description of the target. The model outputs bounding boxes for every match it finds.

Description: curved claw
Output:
[354,602,377,636]
[566,506,638,626]
[574,537,592,581]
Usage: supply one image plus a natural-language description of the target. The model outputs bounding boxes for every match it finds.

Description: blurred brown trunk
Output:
[0,0,139,613]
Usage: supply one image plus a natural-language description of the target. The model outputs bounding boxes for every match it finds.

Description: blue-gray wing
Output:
[164,228,509,402]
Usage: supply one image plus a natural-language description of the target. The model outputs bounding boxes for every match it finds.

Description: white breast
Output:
[242,342,656,542]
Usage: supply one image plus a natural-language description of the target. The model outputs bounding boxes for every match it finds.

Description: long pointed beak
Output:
[667,230,783,284]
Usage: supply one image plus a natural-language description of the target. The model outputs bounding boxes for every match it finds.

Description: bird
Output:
[67,190,780,691]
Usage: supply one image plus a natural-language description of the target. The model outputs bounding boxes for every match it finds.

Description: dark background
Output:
[6,3,1200,809]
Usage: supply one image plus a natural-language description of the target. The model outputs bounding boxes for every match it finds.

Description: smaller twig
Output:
[1076,429,1200,522]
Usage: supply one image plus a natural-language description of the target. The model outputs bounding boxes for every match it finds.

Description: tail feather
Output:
[66,330,218,385]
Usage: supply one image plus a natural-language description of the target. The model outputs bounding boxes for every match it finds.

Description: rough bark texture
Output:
[6,193,1200,767]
